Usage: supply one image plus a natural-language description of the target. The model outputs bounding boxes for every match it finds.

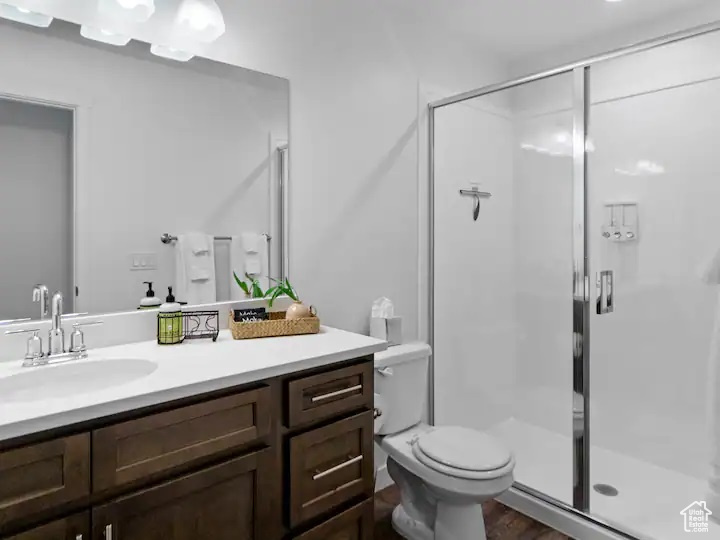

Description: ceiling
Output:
[384,0,718,60]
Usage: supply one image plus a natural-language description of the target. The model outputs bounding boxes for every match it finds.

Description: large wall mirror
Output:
[0,18,289,322]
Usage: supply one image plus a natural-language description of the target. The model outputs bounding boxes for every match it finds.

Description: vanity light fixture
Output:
[0,2,52,27]
[175,0,226,43]
[150,43,194,62]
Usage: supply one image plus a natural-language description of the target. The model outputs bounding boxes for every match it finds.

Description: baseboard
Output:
[499,487,630,540]
[375,464,394,492]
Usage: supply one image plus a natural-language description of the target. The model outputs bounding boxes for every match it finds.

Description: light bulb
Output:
[150,43,194,62]
[175,0,225,43]
[102,0,154,23]
[80,24,131,46]
[0,2,52,27]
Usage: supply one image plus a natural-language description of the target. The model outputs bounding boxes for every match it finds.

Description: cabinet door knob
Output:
[75,535,83,540]
[104,524,113,540]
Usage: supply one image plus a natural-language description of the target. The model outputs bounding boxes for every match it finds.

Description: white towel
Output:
[230,234,269,300]
[175,233,217,305]
[242,232,261,254]
[186,232,211,255]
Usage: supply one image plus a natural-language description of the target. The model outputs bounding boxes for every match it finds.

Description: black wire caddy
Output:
[157,310,220,345]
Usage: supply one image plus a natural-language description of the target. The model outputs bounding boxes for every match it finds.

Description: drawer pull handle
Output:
[75,536,83,540]
[104,524,113,540]
[311,384,362,403]
[313,454,363,480]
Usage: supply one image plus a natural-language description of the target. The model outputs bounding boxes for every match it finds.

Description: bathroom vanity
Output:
[0,328,385,540]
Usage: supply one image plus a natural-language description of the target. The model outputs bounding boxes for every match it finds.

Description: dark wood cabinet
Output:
[0,357,374,540]
[0,434,90,529]
[289,411,374,527]
[92,450,271,540]
[292,500,373,540]
[93,387,271,492]
[287,361,373,428]
[5,513,89,540]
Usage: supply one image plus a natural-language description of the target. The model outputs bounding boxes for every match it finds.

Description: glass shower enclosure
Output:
[430,23,720,540]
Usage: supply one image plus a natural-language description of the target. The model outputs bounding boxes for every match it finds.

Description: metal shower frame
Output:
[427,18,720,538]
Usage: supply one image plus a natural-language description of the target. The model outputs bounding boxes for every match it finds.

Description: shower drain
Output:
[593,484,619,497]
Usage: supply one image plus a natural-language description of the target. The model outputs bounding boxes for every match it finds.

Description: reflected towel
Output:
[230,234,269,300]
[186,232,211,255]
[175,233,216,305]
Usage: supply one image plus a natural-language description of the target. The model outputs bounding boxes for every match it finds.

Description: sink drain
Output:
[593,483,619,497]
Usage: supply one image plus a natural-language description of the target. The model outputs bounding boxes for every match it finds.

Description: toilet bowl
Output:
[374,343,515,540]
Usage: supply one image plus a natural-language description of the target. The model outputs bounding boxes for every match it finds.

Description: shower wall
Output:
[433,95,516,431]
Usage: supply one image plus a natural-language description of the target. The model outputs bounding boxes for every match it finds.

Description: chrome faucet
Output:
[32,284,49,320]
[6,316,104,367]
[49,291,65,355]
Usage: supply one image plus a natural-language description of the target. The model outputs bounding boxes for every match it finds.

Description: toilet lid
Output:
[415,426,512,472]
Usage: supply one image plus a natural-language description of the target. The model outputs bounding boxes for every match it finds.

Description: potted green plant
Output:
[265,278,316,320]
[233,272,265,298]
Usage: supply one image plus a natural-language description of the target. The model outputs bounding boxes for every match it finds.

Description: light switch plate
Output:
[129,252,158,271]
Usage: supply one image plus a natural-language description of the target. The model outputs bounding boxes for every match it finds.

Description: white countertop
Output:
[0,327,387,443]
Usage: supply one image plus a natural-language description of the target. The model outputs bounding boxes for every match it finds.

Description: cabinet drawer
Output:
[5,512,89,540]
[288,411,374,527]
[292,500,373,540]
[287,362,372,428]
[0,434,90,531]
[92,449,273,540]
[93,386,271,491]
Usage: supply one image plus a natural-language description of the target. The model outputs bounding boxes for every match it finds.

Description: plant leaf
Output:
[234,272,250,295]
[252,281,264,298]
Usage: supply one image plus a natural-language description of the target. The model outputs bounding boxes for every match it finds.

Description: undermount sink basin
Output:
[0,358,158,403]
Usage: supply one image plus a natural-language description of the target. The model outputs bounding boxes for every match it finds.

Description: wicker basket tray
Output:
[229,311,320,340]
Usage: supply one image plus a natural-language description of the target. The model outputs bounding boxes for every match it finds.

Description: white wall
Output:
[510,1,720,77]
[433,97,516,431]
[7,0,507,340]
[0,19,287,314]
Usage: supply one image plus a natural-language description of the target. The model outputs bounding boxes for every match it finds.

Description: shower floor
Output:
[488,418,719,540]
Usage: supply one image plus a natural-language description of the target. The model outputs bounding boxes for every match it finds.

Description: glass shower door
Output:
[432,71,578,506]
[586,30,720,539]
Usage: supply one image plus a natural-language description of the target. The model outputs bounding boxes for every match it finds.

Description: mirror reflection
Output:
[0,19,289,322]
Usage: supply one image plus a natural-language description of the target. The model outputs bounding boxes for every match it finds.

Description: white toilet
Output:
[374,343,515,540]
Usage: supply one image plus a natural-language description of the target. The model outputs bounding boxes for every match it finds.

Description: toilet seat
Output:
[411,426,514,480]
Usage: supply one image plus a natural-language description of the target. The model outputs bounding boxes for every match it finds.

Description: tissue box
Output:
[371,316,402,346]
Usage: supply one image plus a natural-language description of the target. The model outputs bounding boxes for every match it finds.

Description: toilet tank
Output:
[374,342,432,435]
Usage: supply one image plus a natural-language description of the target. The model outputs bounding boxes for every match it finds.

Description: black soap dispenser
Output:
[139,281,161,309]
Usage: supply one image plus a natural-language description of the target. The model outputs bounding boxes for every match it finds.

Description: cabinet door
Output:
[93,387,271,492]
[292,500,373,540]
[4,512,89,540]
[92,449,273,540]
[0,434,90,530]
[289,411,374,527]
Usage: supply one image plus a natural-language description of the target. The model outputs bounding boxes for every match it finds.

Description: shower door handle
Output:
[597,270,614,314]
